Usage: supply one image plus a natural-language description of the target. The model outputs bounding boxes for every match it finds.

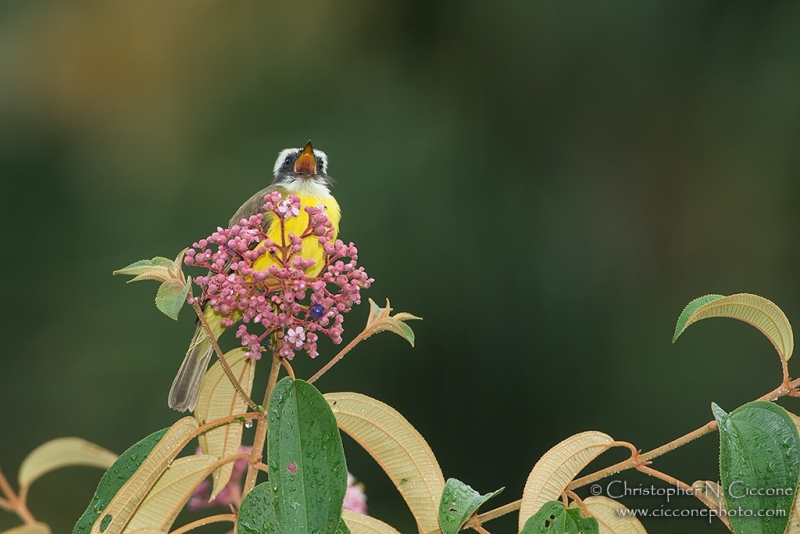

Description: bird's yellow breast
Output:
[253,193,341,276]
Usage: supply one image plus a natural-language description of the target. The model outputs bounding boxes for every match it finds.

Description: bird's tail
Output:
[168,308,226,412]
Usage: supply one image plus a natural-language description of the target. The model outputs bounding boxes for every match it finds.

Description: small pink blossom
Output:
[185,191,373,360]
[343,472,368,514]
[286,326,306,348]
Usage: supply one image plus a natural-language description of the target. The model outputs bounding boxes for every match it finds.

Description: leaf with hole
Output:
[194,348,254,499]
[519,431,613,530]
[268,378,347,534]
[520,501,598,534]
[713,401,800,534]
[673,293,794,362]
[437,478,502,534]
[325,392,445,534]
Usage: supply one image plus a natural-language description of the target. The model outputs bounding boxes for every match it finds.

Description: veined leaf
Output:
[5,523,51,534]
[268,378,347,534]
[673,293,794,361]
[194,348,254,500]
[519,431,613,530]
[73,429,168,534]
[325,392,445,534]
[123,455,218,533]
[365,299,421,347]
[437,479,502,534]
[19,438,118,490]
[90,417,199,534]
[341,510,401,534]
[572,496,646,534]
[520,501,598,534]
[713,401,800,534]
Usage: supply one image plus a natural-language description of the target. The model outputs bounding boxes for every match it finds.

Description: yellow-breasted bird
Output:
[168,141,341,411]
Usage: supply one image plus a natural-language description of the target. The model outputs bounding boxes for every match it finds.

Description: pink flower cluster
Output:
[185,191,372,360]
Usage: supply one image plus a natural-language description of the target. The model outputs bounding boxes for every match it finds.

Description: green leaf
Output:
[335,518,351,534]
[237,482,278,534]
[365,298,422,347]
[72,428,168,534]
[520,501,598,534]
[438,478,502,534]
[155,277,191,320]
[713,401,800,534]
[268,378,347,534]
[113,257,174,283]
[673,294,724,342]
[673,293,794,361]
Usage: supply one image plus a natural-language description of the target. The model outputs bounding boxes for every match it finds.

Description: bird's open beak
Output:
[294,141,317,175]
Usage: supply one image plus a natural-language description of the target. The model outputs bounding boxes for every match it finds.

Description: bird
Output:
[168,141,341,411]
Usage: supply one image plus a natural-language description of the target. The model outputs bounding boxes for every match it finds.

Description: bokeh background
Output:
[2,1,800,532]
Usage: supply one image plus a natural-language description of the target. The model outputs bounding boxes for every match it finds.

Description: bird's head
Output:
[271,141,332,193]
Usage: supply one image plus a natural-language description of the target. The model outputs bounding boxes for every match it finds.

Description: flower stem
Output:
[243,353,282,496]
[308,328,371,384]
[191,300,258,411]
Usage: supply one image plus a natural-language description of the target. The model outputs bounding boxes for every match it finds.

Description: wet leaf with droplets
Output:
[266,378,347,534]
[437,478,502,534]
[713,401,800,534]
[238,482,278,534]
[520,501,598,534]
[72,429,167,534]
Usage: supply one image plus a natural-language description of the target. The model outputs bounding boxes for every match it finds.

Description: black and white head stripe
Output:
[273,148,329,177]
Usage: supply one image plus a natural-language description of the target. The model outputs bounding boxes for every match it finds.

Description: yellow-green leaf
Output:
[673,293,794,361]
[341,510,401,534]
[519,431,614,530]
[123,455,218,533]
[194,348,254,500]
[91,417,198,534]
[154,277,191,321]
[4,523,51,534]
[18,437,118,490]
[325,392,444,534]
[365,299,421,347]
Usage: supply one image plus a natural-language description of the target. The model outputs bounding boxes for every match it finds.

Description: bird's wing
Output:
[228,184,287,233]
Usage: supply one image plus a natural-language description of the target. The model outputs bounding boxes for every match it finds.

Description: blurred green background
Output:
[2,1,800,532]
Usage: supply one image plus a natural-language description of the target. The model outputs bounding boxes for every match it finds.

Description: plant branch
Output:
[308,328,372,384]
[466,500,521,527]
[473,375,800,528]
[243,353,282,496]
[169,513,236,534]
[191,300,258,411]
[0,468,35,525]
